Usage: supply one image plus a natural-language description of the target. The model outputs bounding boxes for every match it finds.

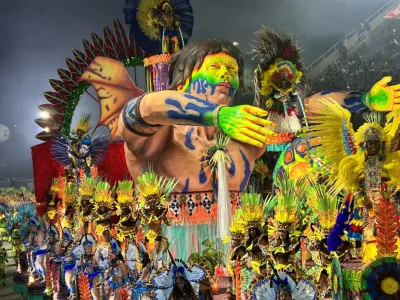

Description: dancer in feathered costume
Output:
[116,180,139,248]
[61,182,78,231]
[103,241,127,300]
[51,113,108,180]
[251,269,317,300]
[124,0,194,55]
[306,99,400,264]
[76,234,101,300]
[78,176,98,233]
[27,217,47,285]
[239,191,275,262]
[251,26,309,152]
[135,169,178,269]
[268,176,314,273]
[92,181,115,242]
[151,258,206,300]
[305,182,347,297]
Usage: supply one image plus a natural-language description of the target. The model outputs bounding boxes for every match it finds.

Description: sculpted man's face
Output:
[178,52,239,105]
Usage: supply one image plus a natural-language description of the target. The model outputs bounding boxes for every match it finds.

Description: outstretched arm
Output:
[121,90,282,147]
[307,76,400,113]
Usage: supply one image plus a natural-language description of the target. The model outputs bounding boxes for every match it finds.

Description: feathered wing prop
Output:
[95,242,111,270]
[51,136,73,167]
[125,242,138,271]
[384,108,400,152]
[79,57,144,140]
[250,26,309,118]
[124,0,194,54]
[305,98,357,193]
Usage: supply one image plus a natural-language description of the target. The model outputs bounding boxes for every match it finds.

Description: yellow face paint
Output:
[178,52,239,95]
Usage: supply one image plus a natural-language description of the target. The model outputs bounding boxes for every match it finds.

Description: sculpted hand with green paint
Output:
[363,76,400,111]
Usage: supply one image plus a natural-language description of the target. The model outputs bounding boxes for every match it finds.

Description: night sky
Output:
[0,0,388,179]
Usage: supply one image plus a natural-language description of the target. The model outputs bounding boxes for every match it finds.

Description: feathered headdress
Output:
[135,170,179,207]
[307,181,340,233]
[63,182,77,206]
[226,210,246,242]
[73,113,91,134]
[117,180,134,206]
[270,176,313,234]
[239,189,276,230]
[93,181,114,210]
[251,26,308,109]
[50,178,60,195]
[80,177,98,198]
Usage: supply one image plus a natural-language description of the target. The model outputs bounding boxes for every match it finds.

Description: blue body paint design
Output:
[184,128,195,150]
[199,156,207,184]
[226,149,236,176]
[165,99,186,113]
[320,90,339,95]
[343,92,366,112]
[239,150,251,191]
[182,178,190,193]
[166,94,217,125]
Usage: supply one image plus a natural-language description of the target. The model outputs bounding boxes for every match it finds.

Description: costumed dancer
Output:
[104,241,127,300]
[51,113,108,181]
[268,176,313,273]
[225,210,247,298]
[47,225,62,295]
[92,181,115,242]
[239,191,275,262]
[304,182,346,297]
[124,0,194,92]
[251,26,309,152]
[47,177,61,225]
[78,176,98,234]
[152,258,206,300]
[60,228,76,299]
[115,180,139,252]
[306,100,400,264]
[251,268,317,300]
[76,234,101,300]
[0,213,8,286]
[27,218,47,285]
[136,170,178,269]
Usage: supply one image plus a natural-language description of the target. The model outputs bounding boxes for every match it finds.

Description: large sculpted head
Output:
[168,38,245,105]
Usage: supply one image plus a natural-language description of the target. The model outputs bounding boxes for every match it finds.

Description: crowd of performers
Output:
[7,101,400,300]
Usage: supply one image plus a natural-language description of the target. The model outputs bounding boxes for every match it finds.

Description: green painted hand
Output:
[364,76,400,111]
[216,105,294,147]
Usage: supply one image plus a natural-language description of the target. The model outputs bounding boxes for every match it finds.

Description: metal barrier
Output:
[306,0,396,71]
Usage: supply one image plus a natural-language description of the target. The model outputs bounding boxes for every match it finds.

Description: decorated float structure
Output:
[18,0,400,299]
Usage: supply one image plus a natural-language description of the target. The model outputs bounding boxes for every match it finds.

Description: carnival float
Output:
[4,0,399,299]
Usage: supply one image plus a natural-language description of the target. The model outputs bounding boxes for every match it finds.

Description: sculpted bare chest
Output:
[153,126,255,193]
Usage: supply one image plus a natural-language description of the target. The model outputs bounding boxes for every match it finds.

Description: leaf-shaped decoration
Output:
[79,56,144,140]
[37,19,144,142]
[114,19,130,59]
[103,26,119,60]
[82,38,97,61]
[92,33,108,57]
[375,198,398,257]
[57,69,79,88]
[72,49,90,69]
[49,79,73,97]
[66,58,85,77]
[44,91,68,105]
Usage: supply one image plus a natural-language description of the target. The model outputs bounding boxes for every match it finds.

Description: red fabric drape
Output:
[31,141,130,215]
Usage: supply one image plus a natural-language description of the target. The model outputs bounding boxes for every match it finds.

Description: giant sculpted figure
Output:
[80,38,400,226]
